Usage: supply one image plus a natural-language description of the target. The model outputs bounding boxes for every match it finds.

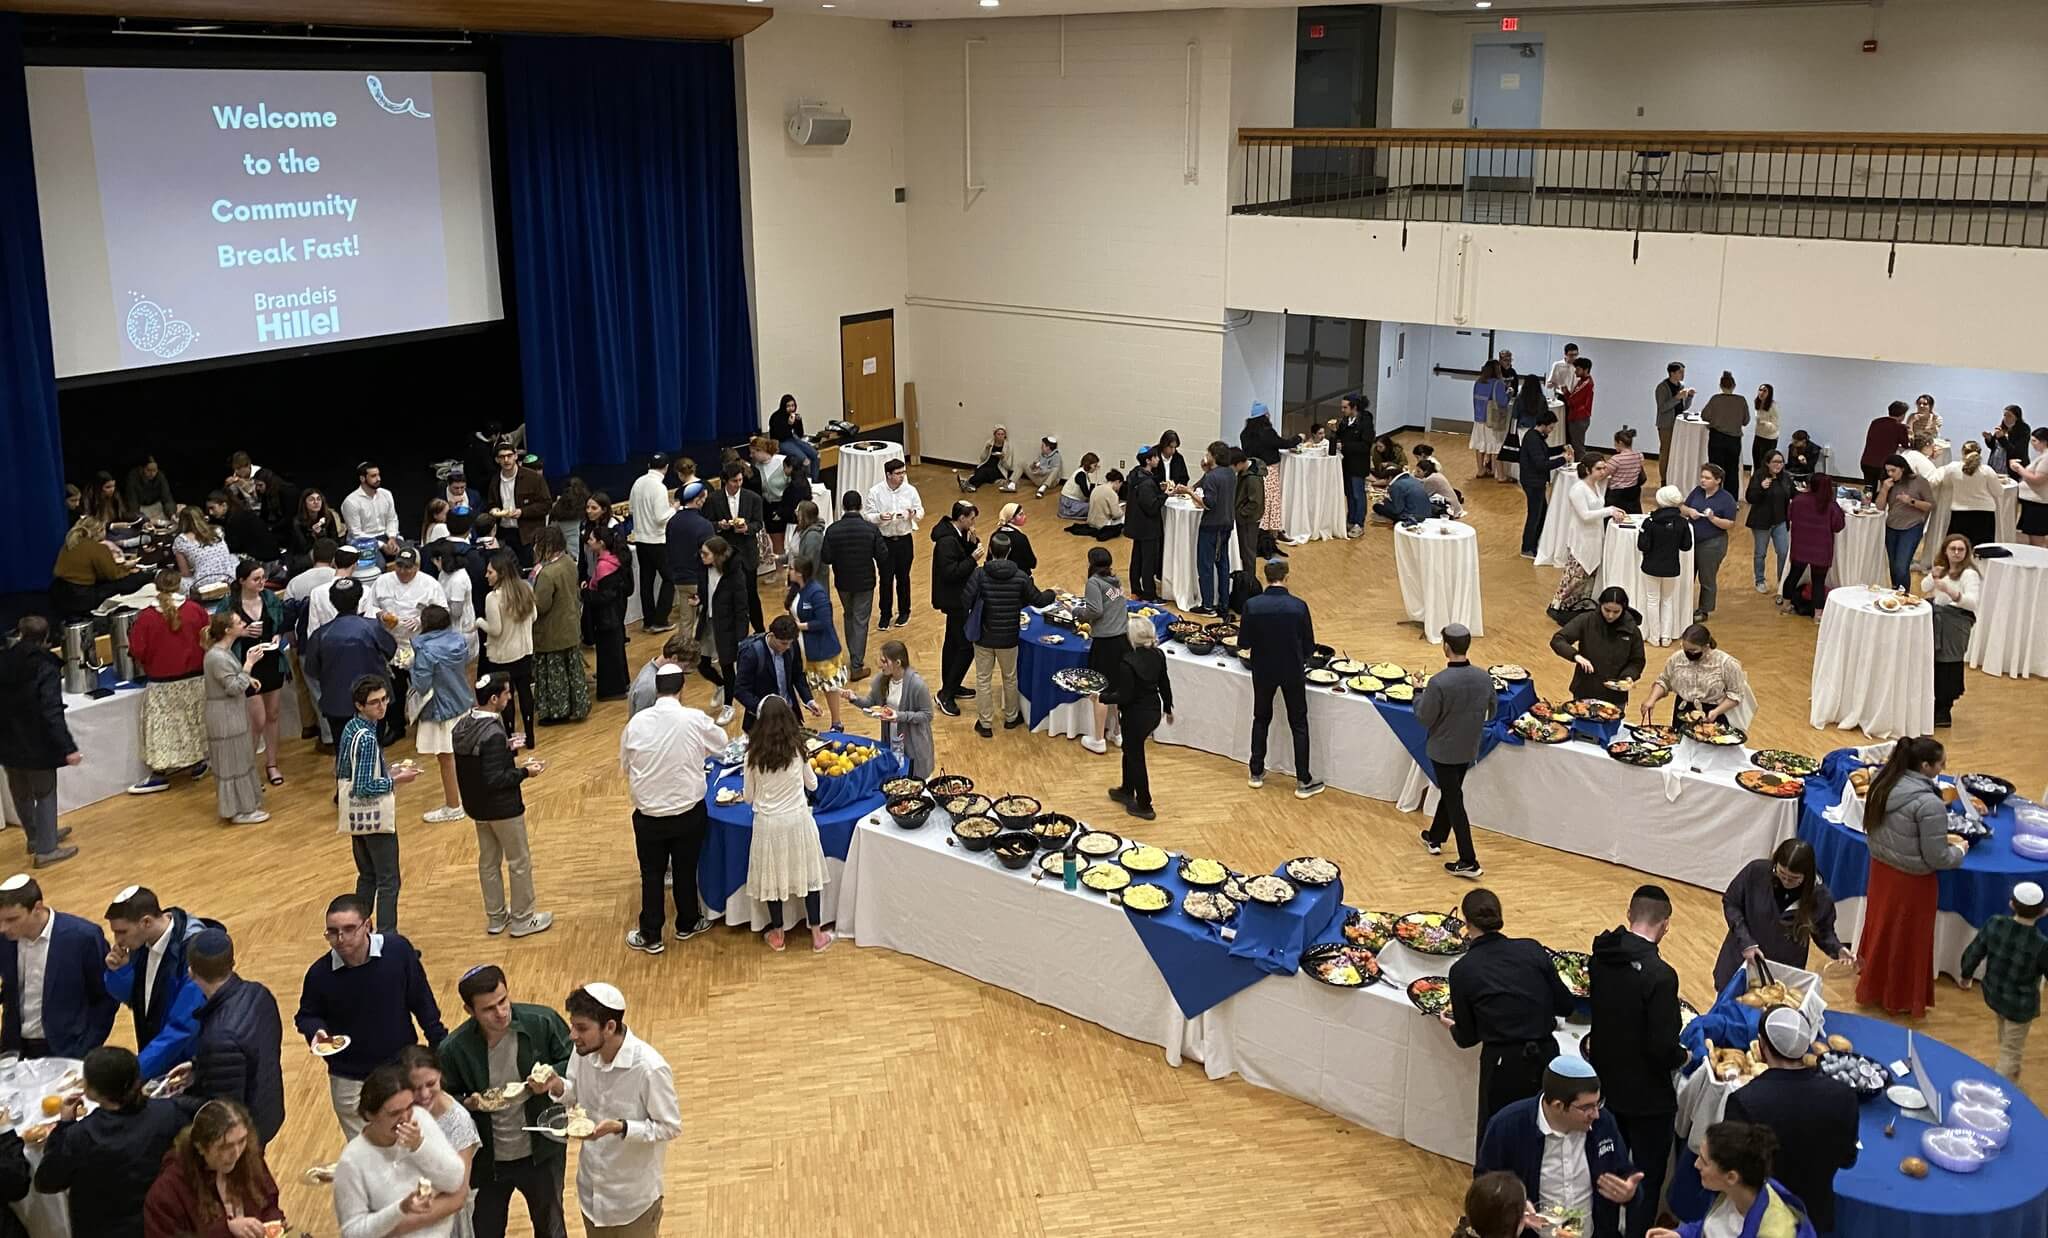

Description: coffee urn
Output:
[61,620,101,695]
[110,610,139,684]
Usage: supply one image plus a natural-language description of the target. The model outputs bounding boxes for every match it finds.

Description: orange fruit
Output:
[40,1095,60,1117]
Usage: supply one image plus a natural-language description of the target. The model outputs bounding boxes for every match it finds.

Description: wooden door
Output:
[840,312,897,429]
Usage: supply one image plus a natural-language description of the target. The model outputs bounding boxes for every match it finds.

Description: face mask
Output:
[1685,650,1705,662]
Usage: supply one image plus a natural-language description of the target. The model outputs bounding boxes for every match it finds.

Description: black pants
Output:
[1520,484,1547,555]
[504,535,535,571]
[471,1154,567,1238]
[1615,1110,1676,1238]
[1782,560,1830,616]
[744,566,767,634]
[940,608,973,699]
[1708,430,1743,481]
[1935,659,1965,719]
[381,668,409,743]
[19,1038,49,1059]
[485,655,537,747]
[1947,508,1997,547]
[1425,759,1477,865]
[1249,670,1311,782]
[882,535,914,623]
[634,543,673,629]
[1751,436,1779,473]
[593,625,628,700]
[1120,709,1160,807]
[1129,536,1163,600]
[765,890,824,931]
[967,458,1007,488]
[1608,483,1642,515]
[1861,463,1886,491]
[1235,516,1261,578]
[1477,1039,1559,1149]
[633,806,708,939]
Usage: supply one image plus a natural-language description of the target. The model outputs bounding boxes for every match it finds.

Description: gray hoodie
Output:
[1078,574,1129,641]
[1866,771,1965,876]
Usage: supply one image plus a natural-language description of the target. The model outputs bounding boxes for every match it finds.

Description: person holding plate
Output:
[542,983,680,1238]
[436,964,573,1238]
[1638,625,1749,728]
[1712,839,1849,992]
[1549,588,1645,707]
[853,640,935,779]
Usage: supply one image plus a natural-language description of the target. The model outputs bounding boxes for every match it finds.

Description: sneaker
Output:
[974,722,994,739]
[423,805,467,824]
[509,912,555,938]
[1418,830,1441,856]
[1080,736,1107,754]
[1445,860,1484,880]
[645,622,676,634]
[625,928,666,955]
[1124,802,1157,821]
[954,472,971,492]
[999,481,1018,493]
[32,846,78,868]
[1003,714,1027,730]
[877,616,892,631]
[1036,487,1048,499]
[1190,605,1218,617]
[229,811,271,825]
[1754,582,1771,594]
[1110,731,1124,748]
[1107,786,1131,803]
[1518,550,1537,560]
[1347,525,1364,538]
[1933,710,1953,728]
[188,761,209,779]
[953,687,975,698]
[486,916,511,936]
[716,705,736,726]
[673,917,713,942]
[937,696,961,717]
[127,774,172,795]
[1295,780,1327,800]
[1247,773,1265,789]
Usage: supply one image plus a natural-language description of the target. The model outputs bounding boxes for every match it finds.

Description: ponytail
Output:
[1962,442,1983,476]
[153,569,184,633]
[1866,735,1945,825]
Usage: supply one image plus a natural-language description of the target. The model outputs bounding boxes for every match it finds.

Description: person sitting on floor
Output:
[1068,470,1126,540]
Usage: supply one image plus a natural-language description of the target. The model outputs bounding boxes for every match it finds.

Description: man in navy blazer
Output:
[1238,558,1323,797]
[1475,1056,1642,1238]
[732,616,822,732]
[0,876,117,1059]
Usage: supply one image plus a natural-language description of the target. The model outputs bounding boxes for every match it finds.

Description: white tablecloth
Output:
[1159,498,1239,612]
[1922,478,2020,568]
[1597,520,1697,646]
[1152,646,1418,801]
[1400,737,1799,891]
[1393,520,1483,642]
[1278,451,1345,543]
[1825,503,1889,590]
[1533,466,1582,568]
[4,1055,81,1237]
[834,441,904,511]
[1809,585,1935,739]
[1665,419,1710,489]
[1967,542,2048,678]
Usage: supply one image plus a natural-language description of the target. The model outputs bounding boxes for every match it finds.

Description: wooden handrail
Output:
[1237,127,2048,155]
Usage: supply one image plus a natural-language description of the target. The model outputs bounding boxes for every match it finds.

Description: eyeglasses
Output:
[323,922,367,940]
[1568,1099,1604,1117]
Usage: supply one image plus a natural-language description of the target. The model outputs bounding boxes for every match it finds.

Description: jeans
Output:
[1120,711,1160,807]
[1616,1110,1677,1238]
[351,833,401,934]
[781,438,822,474]
[632,543,672,628]
[1885,523,1925,588]
[633,806,708,938]
[882,535,914,622]
[1750,523,1789,586]
[1520,484,1547,555]
[475,814,537,924]
[1195,524,1231,609]
[973,645,1020,727]
[1344,474,1366,528]
[940,609,973,699]
[4,768,58,857]
[1249,670,1311,781]
[472,1154,567,1238]
[837,588,874,669]
[1128,537,1163,600]
[1694,533,1728,616]
[1425,760,1476,865]
[765,890,824,930]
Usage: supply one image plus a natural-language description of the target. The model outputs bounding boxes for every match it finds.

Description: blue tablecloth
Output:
[795,731,905,814]
[1798,750,2048,933]
[1370,680,1536,785]
[1016,601,1177,727]
[1122,861,1344,1018]
[696,731,897,912]
[1670,1012,2048,1238]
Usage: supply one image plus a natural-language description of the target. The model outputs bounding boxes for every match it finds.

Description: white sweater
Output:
[1565,479,1611,570]
[1937,461,2008,513]
[476,592,535,663]
[333,1107,469,1238]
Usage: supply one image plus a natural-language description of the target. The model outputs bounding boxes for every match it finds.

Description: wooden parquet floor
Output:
[38,439,2048,1236]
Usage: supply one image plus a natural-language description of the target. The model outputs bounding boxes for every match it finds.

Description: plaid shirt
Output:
[1960,914,2048,1022]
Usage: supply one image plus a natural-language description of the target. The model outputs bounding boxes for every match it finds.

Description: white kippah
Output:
[113,884,140,903]
[1761,1006,1814,1059]
[580,981,627,1013]
[0,874,30,892]
[2016,881,2045,907]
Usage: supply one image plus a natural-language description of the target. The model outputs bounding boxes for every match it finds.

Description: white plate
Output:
[1887,1084,1927,1110]
[311,1034,352,1057]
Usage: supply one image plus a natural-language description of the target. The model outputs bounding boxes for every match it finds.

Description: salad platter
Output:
[1608,739,1674,768]
[1393,911,1467,955]
[1406,975,1454,1017]
[1751,749,1821,777]
[1562,699,1622,722]
[1283,856,1341,886]
[1051,667,1108,695]
[1677,718,1746,746]
[1735,769,1804,799]
[1550,948,1592,999]
[1300,942,1384,988]
[1511,713,1572,744]
[1343,909,1399,952]
[1629,724,1681,747]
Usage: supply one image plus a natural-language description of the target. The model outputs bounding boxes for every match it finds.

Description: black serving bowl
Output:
[1183,636,1217,656]
[1030,811,1081,847]
[936,791,992,821]
[1305,643,1337,671]
[925,774,975,798]
[881,776,927,800]
[992,794,1043,832]
[1961,773,2016,812]
[885,796,934,829]
[951,815,1002,851]
[1165,620,1203,643]
[989,831,1039,869]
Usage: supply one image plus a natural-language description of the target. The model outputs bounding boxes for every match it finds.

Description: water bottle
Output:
[1061,840,1079,891]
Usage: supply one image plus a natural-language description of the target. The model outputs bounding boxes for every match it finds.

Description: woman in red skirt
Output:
[1854,736,1966,1017]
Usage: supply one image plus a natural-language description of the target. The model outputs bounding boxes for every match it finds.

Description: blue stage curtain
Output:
[0,16,70,595]
[500,37,758,475]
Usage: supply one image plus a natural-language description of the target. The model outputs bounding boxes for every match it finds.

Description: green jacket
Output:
[437,1002,573,1183]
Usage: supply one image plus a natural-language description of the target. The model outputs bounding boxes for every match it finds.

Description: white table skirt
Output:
[1278,451,1345,543]
[1393,520,1483,642]
[1967,542,2048,678]
[1159,498,1239,612]
[1827,505,1888,590]
[1921,478,2019,569]
[1665,420,1710,489]
[835,441,904,511]
[711,857,848,931]
[1400,737,1798,891]
[1832,898,1982,983]
[5,1055,82,1238]
[1151,647,1418,801]
[1809,585,1935,740]
[1597,521,1697,646]
[1533,467,1584,568]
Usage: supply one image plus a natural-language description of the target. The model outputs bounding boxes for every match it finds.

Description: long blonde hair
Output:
[64,517,106,549]
[487,551,535,624]
[177,506,218,544]
[153,569,184,632]
[1961,440,1983,476]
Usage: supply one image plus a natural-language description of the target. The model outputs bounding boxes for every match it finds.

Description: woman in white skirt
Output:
[1552,457,1625,618]
[742,696,831,953]
[125,569,211,794]
[1469,361,1510,479]
[202,611,270,824]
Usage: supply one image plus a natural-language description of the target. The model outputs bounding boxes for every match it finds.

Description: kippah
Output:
[655,667,686,690]
[191,927,231,955]
[114,884,140,902]
[1761,1006,1814,1059]
[0,874,30,891]
[2016,881,2045,908]
[1548,1055,1598,1079]
[581,981,626,1012]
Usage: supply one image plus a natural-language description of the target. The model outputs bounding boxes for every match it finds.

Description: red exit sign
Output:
[1500,16,1520,31]
[1307,23,1325,38]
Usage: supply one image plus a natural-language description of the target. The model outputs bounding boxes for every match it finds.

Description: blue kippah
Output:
[681,481,706,503]
[192,927,231,956]
[1549,1054,1598,1079]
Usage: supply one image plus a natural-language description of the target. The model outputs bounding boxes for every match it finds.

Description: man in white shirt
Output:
[286,538,342,744]
[1547,343,1581,395]
[368,549,448,649]
[865,458,924,629]
[627,453,676,636]
[545,982,680,1238]
[0,874,118,1059]
[1474,1057,1641,1238]
[618,668,730,954]
[341,461,402,560]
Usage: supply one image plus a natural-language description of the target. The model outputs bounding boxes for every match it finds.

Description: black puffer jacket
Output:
[1124,467,1166,541]
[0,642,74,770]
[820,513,889,593]
[929,520,980,613]
[961,558,1054,650]
[1637,507,1694,579]
[190,974,286,1142]
[1239,417,1298,466]
[452,709,528,821]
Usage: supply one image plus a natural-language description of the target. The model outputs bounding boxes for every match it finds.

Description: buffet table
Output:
[1822,500,1890,590]
[1597,518,1697,646]
[1967,543,2048,679]
[1664,419,1709,492]
[4,1055,81,1237]
[1016,602,1178,736]
[834,440,904,510]
[1809,585,1935,740]
[1278,450,1345,543]
[1533,466,1587,568]
[1159,498,1240,612]
[1392,519,1483,642]
[1922,477,2020,569]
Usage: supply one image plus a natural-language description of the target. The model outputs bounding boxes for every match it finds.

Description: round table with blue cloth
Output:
[697,732,900,915]
[1670,1011,2048,1238]
[1015,600,1178,728]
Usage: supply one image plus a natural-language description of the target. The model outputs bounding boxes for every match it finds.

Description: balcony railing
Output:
[1235,128,2048,248]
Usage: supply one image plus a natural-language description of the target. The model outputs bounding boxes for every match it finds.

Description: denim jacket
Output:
[410,627,475,724]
